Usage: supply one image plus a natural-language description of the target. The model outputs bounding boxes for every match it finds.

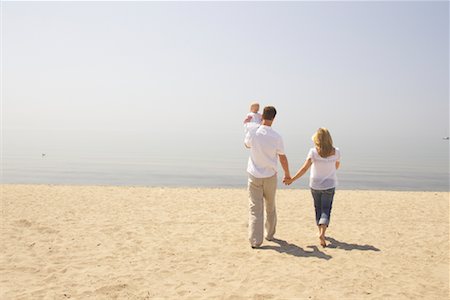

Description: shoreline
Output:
[1,183,449,193]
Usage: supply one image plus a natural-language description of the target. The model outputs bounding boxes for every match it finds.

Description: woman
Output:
[284,128,341,247]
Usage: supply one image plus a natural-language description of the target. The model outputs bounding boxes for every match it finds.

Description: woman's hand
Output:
[283,177,294,185]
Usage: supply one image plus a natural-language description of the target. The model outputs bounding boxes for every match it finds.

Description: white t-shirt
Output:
[307,147,341,190]
[244,125,285,178]
[246,112,262,124]
[243,121,260,134]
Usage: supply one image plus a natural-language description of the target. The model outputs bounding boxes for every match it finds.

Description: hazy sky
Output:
[2,1,449,165]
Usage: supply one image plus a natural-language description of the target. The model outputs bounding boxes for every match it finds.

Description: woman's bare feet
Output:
[318,224,327,247]
[319,235,326,247]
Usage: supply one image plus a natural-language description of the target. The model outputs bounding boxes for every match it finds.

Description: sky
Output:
[2,1,449,173]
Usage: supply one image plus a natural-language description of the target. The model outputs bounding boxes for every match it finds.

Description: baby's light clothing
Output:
[246,112,262,124]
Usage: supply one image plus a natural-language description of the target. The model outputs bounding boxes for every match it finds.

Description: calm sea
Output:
[2,136,449,191]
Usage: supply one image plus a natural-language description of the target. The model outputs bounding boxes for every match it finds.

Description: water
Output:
[2,130,449,191]
[2,154,246,187]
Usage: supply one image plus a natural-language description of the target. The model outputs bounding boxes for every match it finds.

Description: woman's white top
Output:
[307,147,341,190]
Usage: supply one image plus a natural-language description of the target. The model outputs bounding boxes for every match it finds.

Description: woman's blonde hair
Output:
[312,128,335,158]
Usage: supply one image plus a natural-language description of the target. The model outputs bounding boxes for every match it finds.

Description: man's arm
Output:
[278,154,291,180]
[244,131,251,149]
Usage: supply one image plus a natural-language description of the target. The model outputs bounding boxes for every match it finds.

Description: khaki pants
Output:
[248,173,277,247]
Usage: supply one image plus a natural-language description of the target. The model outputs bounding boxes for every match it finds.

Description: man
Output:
[244,106,290,248]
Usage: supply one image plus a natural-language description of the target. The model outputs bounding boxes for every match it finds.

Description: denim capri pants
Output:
[311,187,335,226]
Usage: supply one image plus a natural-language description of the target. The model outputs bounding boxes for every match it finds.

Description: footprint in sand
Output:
[177,290,186,296]
[95,283,129,295]
[36,226,59,234]
[253,294,275,299]
[15,219,32,227]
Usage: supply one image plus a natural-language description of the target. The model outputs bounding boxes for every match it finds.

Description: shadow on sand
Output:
[325,237,380,252]
[259,238,332,260]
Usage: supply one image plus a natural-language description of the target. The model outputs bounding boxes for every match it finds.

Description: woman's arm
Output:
[336,161,340,170]
[285,158,312,185]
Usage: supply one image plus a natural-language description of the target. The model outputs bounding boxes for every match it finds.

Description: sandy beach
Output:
[1,184,448,299]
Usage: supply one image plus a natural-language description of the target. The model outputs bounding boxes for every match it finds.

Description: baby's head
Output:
[250,102,260,113]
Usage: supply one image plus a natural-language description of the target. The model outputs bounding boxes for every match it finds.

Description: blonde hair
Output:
[312,128,335,158]
[250,102,260,111]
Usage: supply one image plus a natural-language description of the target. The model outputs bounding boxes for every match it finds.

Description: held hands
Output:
[283,176,294,186]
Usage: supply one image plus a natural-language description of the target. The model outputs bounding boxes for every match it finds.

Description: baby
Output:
[243,102,262,125]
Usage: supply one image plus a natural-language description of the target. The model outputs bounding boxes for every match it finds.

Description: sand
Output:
[1,184,448,299]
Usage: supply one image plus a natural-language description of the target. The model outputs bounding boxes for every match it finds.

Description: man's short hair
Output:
[262,106,277,121]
